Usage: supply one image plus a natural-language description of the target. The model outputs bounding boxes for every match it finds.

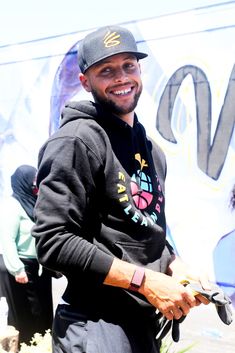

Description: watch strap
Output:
[128,267,145,292]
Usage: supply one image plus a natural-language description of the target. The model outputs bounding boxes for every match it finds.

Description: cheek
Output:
[90,81,108,96]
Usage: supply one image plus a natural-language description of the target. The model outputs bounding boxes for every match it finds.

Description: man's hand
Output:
[139,269,197,320]
[167,255,211,306]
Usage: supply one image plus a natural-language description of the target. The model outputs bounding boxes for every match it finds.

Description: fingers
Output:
[184,281,210,306]
[171,307,183,320]
[161,306,188,321]
[179,299,193,315]
[195,294,210,305]
[161,310,174,321]
[160,297,193,321]
[160,307,180,321]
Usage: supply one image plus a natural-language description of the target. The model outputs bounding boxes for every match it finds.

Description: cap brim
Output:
[86,51,148,72]
[134,51,148,59]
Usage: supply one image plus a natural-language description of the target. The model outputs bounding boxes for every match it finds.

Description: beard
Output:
[91,85,142,116]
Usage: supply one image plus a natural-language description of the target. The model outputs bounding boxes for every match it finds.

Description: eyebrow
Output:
[97,54,137,66]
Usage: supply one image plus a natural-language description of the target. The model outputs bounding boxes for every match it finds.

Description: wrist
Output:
[14,267,25,276]
[128,267,145,292]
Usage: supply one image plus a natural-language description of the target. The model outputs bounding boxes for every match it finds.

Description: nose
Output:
[114,67,128,82]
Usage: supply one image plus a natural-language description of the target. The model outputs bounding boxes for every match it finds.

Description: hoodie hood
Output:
[60,100,134,133]
[60,100,103,128]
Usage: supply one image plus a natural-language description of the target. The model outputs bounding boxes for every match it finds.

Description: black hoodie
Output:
[33,100,174,319]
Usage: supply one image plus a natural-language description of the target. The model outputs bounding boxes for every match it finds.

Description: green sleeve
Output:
[0,198,25,275]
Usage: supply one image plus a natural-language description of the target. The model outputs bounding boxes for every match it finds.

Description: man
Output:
[32,25,210,353]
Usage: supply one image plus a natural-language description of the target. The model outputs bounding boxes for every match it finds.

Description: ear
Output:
[79,73,91,92]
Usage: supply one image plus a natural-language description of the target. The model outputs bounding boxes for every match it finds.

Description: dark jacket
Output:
[32,100,174,318]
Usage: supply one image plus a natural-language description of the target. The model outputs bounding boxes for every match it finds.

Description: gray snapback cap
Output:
[78,25,148,73]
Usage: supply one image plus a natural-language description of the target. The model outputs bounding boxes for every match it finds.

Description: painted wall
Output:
[0,3,234,305]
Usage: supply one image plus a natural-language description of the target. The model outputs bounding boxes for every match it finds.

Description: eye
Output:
[99,67,113,76]
[124,62,137,72]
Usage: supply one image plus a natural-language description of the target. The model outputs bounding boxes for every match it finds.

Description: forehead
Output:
[91,52,137,69]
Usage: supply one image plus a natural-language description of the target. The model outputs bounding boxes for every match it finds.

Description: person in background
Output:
[0,243,14,324]
[0,165,53,344]
[32,26,210,353]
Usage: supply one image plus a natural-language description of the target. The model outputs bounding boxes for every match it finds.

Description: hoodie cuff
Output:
[89,248,114,284]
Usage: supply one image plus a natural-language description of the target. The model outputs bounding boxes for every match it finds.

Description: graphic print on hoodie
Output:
[101,109,166,233]
[131,153,164,221]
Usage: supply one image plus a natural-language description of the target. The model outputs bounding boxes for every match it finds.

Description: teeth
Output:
[113,88,131,95]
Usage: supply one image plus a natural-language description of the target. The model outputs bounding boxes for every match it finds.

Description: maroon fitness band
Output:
[129,267,145,292]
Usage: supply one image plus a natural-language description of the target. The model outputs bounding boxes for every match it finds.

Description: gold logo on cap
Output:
[103,31,121,48]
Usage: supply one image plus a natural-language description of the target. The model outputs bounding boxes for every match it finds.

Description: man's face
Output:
[79,53,143,117]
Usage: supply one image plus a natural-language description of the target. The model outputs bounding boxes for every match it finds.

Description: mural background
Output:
[0,2,235,306]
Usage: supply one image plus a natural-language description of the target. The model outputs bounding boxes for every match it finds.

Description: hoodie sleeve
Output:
[32,127,114,284]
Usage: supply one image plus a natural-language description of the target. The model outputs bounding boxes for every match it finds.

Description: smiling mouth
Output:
[112,87,132,96]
